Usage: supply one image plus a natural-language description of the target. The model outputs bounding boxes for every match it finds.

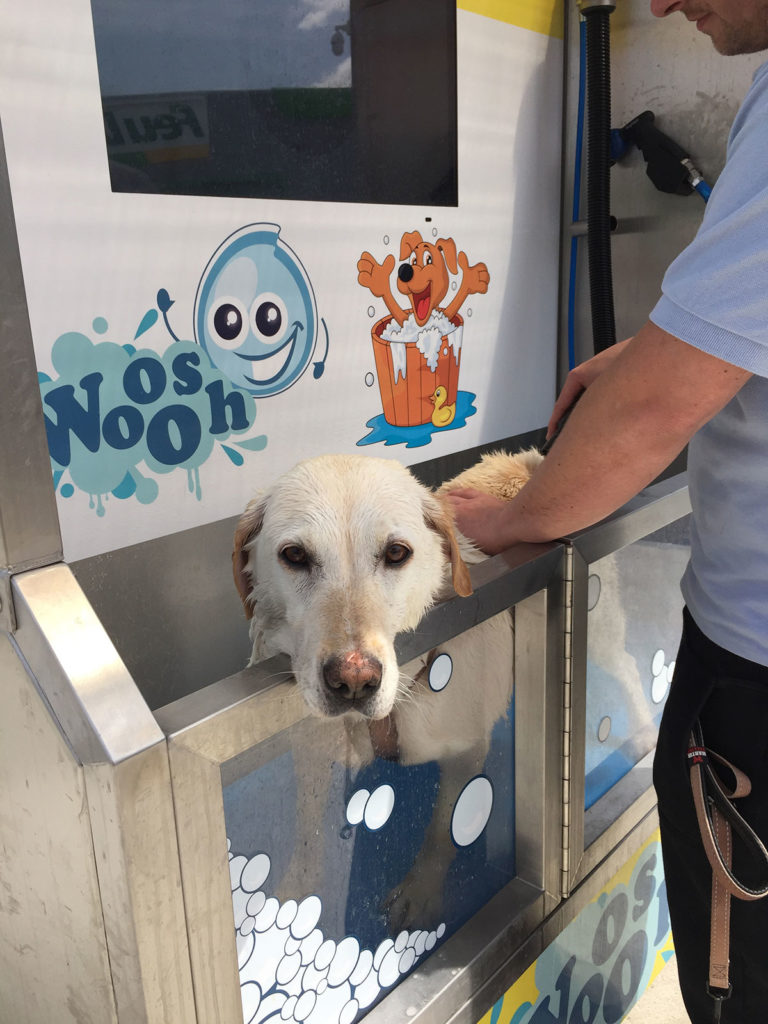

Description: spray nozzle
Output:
[615,110,709,199]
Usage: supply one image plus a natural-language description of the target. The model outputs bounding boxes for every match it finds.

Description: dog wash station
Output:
[2,2,759,1023]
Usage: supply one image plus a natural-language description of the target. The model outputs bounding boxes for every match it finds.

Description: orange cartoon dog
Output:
[357,230,489,328]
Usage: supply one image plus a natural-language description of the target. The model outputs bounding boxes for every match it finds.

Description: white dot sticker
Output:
[428,653,453,692]
[276,951,302,985]
[451,776,494,847]
[294,990,316,1021]
[237,930,255,970]
[346,788,370,826]
[246,891,266,918]
[363,785,395,831]
[314,938,336,971]
[651,648,666,677]
[340,999,360,1024]
[291,895,322,939]
[399,947,417,974]
[651,672,670,705]
[229,855,247,891]
[276,899,298,930]
[328,936,360,986]
[240,981,261,1024]
[349,949,374,986]
[241,853,271,893]
[378,946,402,988]
[253,897,279,932]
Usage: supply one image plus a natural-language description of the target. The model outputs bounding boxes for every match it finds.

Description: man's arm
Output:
[448,320,751,553]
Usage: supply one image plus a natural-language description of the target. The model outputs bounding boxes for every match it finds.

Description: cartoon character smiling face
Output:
[194,224,317,397]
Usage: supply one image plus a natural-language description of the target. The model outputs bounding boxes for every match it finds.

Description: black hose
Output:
[583,7,616,353]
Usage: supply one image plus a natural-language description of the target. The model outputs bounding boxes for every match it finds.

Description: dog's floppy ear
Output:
[399,230,423,261]
[423,494,473,598]
[233,497,267,619]
[436,237,458,275]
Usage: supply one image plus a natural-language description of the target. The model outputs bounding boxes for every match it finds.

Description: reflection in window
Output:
[222,695,515,1021]
[90,0,458,205]
[584,519,690,809]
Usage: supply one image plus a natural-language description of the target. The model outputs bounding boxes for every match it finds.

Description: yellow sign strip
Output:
[458,0,564,39]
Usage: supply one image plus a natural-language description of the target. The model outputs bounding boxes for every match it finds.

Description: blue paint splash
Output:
[41,325,267,512]
[357,392,476,449]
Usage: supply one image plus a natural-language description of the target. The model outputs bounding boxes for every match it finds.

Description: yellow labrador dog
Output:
[232,449,542,926]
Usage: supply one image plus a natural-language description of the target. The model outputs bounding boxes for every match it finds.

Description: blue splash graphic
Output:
[40,321,267,514]
[357,391,476,449]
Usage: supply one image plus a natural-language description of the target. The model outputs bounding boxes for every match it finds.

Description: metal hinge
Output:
[0,570,16,634]
[561,543,574,898]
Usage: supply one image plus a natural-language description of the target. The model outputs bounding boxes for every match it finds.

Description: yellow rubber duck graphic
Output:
[430,386,456,428]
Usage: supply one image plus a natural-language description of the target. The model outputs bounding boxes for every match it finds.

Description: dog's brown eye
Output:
[385,542,412,566]
[280,544,309,568]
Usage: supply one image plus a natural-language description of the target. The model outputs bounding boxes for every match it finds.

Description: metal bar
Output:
[11,563,164,765]
[156,544,563,734]
[0,119,61,578]
[567,473,690,563]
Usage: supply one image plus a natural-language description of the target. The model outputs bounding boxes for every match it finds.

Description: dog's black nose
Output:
[398,262,414,282]
[323,652,382,701]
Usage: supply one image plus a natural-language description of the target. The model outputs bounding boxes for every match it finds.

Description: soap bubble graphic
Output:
[345,785,395,831]
[229,847,446,1024]
[39,322,266,514]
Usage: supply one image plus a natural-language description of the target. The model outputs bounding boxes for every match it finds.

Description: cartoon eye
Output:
[424,251,433,266]
[250,292,288,344]
[384,542,412,566]
[207,296,249,350]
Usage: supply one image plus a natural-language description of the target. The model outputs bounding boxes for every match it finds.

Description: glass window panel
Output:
[222,677,515,1022]
[584,518,690,810]
[89,0,458,205]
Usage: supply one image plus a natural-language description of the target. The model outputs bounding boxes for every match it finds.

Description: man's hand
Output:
[446,488,517,555]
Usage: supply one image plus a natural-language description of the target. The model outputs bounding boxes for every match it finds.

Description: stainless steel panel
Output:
[0,632,117,1024]
[566,473,690,564]
[85,748,197,1024]
[7,564,197,1022]
[564,479,691,894]
[159,548,564,1024]
[11,564,164,765]
[71,514,252,710]
[514,585,566,909]
[0,120,61,576]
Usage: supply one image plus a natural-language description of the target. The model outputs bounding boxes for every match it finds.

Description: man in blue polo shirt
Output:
[449,3,768,1021]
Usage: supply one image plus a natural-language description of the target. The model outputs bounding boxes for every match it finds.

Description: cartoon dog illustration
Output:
[357,230,489,328]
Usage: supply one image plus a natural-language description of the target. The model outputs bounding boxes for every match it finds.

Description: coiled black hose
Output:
[583,6,616,352]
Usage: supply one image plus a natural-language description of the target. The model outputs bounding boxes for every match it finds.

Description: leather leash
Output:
[687,721,768,1021]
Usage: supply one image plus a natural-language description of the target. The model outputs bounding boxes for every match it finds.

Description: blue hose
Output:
[694,179,712,201]
[567,18,587,371]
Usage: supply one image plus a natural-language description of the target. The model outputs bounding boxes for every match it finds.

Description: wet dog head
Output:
[233,454,471,719]
[396,231,459,326]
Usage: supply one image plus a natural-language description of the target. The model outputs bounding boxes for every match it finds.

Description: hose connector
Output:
[578,0,616,12]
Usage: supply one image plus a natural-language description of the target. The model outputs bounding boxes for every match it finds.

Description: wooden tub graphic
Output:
[371,312,464,427]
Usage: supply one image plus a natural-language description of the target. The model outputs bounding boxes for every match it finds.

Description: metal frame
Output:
[7,564,197,1024]
[562,473,691,892]
[155,542,566,1024]
[0,120,61,592]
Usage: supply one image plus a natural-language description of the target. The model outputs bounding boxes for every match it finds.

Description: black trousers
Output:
[653,608,768,1023]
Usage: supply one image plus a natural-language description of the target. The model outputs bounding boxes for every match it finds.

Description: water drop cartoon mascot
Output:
[357,230,489,328]
[192,223,328,396]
